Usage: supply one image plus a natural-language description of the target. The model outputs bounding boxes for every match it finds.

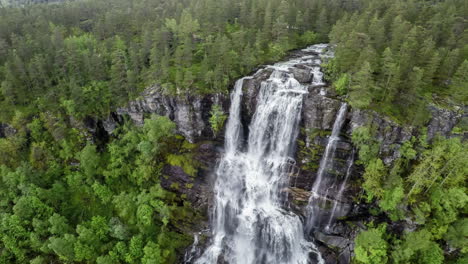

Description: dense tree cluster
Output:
[0,0,353,122]
[352,126,467,264]
[0,0,466,263]
[326,0,467,125]
[0,113,201,263]
[0,0,352,263]
[332,2,467,262]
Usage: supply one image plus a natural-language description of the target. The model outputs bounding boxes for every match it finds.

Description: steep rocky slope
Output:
[69,46,466,264]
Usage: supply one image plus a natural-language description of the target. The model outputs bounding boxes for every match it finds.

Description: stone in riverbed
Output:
[291,67,313,83]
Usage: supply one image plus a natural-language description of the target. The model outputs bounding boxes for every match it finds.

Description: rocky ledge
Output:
[81,47,465,264]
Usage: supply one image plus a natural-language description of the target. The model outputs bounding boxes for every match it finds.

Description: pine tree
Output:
[349,61,375,108]
[398,27,419,78]
[316,9,329,41]
[110,37,129,106]
[368,15,386,52]
[390,16,411,52]
[415,38,440,87]
[261,2,273,44]
[380,48,398,103]
[450,60,468,103]
[439,48,460,82]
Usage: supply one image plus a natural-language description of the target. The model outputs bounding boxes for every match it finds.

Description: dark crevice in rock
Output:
[72,47,464,264]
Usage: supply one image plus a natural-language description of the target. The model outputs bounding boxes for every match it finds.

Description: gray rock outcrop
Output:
[84,47,464,264]
[0,123,16,138]
[102,86,228,143]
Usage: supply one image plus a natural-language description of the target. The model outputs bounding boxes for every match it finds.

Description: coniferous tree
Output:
[349,61,374,108]
[450,60,468,103]
[110,37,129,105]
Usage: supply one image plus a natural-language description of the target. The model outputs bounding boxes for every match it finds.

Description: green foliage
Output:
[362,158,386,201]
[379,186,405,221]
[333,73,349,95]
[450,60,468,104]
[351,126,379,166]
[79,144,100,178]
[298,31,318,47]
[407,137,467,200]
[166,154,197,177]
[209,104,227,136]
[328,0,466,124]
[445,219,468,254]
[354,224,389,264]
[48,234,76,261]
[0,0,338,122]
[0,1,466,263]
[352,131,467,263]
[348,61,375,108]
[392,230,444,264]
[0,114,195,263]
[143,115,176,156]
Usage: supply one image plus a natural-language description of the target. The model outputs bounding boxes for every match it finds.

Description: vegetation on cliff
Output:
[353,126,467,264]
[0,0,351,123]
[332,1,467,263]
[326,0,467,125]
[0,0,345,263]
[0,0,466,263]
[0,113,199,263]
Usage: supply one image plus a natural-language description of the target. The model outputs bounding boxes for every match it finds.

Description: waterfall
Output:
[184,234,201,263]
[305,103,348,232]
[224,77,248,154]
[195,45,329,264]
[325,149,354,229]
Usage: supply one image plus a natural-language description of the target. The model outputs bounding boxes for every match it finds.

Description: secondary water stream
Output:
[195,44,331,264]
[305,103,348,232]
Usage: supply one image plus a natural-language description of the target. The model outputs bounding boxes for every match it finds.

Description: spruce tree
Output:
[349,61,375,108]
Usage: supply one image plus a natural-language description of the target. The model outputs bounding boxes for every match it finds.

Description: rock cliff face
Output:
[0,123,16,138]
[243,74,462,263]
[88,48,464,264]
[99,87,228,143]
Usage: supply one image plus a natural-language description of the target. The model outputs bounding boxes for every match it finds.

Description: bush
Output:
[354,225,389,264]
[209,104,227,136]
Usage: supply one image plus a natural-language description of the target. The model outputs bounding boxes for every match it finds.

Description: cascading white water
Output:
[184,234,201,263]
[325,149,354,229]
[305,103,348,231]
[196,45,329,264]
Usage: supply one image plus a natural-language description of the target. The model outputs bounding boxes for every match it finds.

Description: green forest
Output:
[0,0,466,263]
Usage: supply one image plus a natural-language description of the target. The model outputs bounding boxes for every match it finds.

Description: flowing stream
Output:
[305,103,348,232]
[195,44,329,264]
[326,149,354,229]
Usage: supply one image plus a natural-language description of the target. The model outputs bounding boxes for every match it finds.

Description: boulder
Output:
[427,105,462,140]
[0,123,16,138]
[291,67,313,83]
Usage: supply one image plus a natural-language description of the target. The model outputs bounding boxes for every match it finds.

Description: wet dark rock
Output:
[315,227,357,264]
[427,105,462,140]
[101,86,229,143]
[77,116,110,148]
[315,231,351,251]
[286,187,311,203]
[241,68,273,121]
[160,163,211,210]
[161,141,220,211]
[347,108,414,165]
[291,67,313,83]
[303,92,342,135]
[0,123,16,138]
[76,47,463,264]
[288,84,462,262]
[102,112,121,133]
